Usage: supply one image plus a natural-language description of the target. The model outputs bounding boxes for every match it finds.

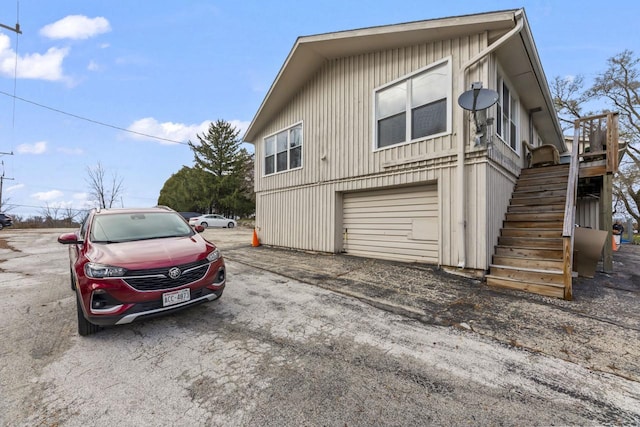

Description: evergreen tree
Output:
[158,166,210,212]
[187,120,255,217]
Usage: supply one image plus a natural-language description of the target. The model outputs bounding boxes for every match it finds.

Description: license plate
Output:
[162,288,190,307]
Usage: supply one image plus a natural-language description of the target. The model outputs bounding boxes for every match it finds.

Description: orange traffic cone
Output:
[252,229,260,247]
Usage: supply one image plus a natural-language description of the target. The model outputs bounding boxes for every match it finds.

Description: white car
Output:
[189,214,237,229]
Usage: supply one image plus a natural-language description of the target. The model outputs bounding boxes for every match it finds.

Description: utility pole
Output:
[0,160,14,212]
[0,21,21,34]
[0,18,21,212]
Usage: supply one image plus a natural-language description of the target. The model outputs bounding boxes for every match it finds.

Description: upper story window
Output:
[496,73,519,152]
[374,59,451,149]
[264,123,302,176]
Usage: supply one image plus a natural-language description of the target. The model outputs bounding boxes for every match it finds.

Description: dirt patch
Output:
[0,237,21,252]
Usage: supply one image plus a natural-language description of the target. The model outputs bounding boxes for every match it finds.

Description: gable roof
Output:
[244,9,564,149]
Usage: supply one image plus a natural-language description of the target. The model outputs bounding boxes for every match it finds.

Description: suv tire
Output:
[70,266,77,291]
[76,292,100,336]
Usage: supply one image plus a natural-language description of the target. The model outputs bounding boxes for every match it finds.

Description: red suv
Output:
[58,206,226,336]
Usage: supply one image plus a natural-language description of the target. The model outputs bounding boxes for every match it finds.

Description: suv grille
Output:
[123,259,210,291]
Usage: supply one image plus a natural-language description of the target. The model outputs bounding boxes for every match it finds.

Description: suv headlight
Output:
[85,262,127,278]
[207,249,220,262]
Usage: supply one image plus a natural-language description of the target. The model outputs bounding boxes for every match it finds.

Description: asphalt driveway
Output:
[205,227,640,383]
[0,228,638,425]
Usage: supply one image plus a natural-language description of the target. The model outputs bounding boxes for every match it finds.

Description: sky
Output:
[0,0,638,219]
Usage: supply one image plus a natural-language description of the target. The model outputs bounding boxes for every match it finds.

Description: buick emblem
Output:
[168,267,181,279]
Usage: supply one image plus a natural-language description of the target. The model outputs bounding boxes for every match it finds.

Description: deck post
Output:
[601,173,613,273]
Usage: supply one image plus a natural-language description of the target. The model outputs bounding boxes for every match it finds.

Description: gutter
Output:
[455,10,524,268]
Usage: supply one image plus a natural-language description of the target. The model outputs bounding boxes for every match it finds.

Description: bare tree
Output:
[40,203,61,227]
[551,75,588,131]
[62,207,82,226]
[552,50,640,226]
[86,162,124,209]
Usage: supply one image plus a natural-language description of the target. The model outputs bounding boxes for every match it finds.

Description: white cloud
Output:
[71,193,94,210]
[229,120,251,139]
[127,118,210,145]
[16,141,47,154]
[32,190,64,201]
[126,118,251,145]
[5,183,24,193]
[0,34,69,81]
[40,15,111,40]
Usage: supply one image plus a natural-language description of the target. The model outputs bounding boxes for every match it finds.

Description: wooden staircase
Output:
[486,164,570,298]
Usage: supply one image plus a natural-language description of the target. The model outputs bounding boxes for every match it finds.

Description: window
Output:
[375,59,450,149]
[264,123,303,176]
[496,73,519,152]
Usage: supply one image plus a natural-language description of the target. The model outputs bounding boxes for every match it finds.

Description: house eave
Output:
[244,9,521,142]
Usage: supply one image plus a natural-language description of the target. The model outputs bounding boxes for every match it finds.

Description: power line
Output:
[0,90,191,146]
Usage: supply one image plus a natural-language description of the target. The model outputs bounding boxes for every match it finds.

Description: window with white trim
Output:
[264,123,302,175]
[375,59,451,149]
[496,73,519,152]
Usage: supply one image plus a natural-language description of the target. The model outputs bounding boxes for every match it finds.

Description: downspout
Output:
[456,10,524,268]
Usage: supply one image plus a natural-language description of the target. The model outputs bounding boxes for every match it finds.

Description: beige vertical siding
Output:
[252,32,498,269]
[485,160,518,266]
[253,34,488,191]
[576,198,600,229]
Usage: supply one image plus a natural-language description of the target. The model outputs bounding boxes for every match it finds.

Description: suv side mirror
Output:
[58,232,83,245]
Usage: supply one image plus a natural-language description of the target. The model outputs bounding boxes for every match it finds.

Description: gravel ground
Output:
[214,228,640,383]
[0,227,638,426]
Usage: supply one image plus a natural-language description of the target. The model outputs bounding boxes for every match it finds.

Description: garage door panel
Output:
[347,247,439,263]
[344,211,436,220]
[343,185,438,263]
[344,197,438,209]
[347,239,438,252]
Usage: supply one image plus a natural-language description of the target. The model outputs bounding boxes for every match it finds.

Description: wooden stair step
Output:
[512,188,568,198]
[486,275,565,299]
[497,236,563,248]
[514,183,567,192]
[519,164,569,176]
[488,264,564,284]
[505,211,564,221]
[500,228,563,238]
[492,255,564,270]
[503,221,564,229]
[495,245,563,259]
[508,204,565,213]
[510,195,567,206]
[516,176,568,186]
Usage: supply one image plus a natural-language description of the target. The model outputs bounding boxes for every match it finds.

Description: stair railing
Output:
[561,120,581,300]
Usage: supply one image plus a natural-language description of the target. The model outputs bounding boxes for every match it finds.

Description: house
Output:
[244,9,620,300]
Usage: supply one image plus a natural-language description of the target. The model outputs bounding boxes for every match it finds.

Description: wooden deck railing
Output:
[561,112,620,300]
[574,112,620,175]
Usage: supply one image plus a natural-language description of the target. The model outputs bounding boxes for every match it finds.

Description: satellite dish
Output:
[457,82,499,147]
[457,83,499,112]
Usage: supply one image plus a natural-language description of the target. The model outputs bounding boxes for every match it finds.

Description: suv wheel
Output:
[0,223,3,230]
[76,292,100,336]
[70,266,77,291]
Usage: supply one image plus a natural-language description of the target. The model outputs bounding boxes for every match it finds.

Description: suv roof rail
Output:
[155,205,175,211]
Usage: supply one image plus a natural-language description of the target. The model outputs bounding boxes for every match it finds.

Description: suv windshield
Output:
[90,212,194,243]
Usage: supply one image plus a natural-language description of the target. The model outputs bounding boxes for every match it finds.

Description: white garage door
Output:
[343,185,438,263]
